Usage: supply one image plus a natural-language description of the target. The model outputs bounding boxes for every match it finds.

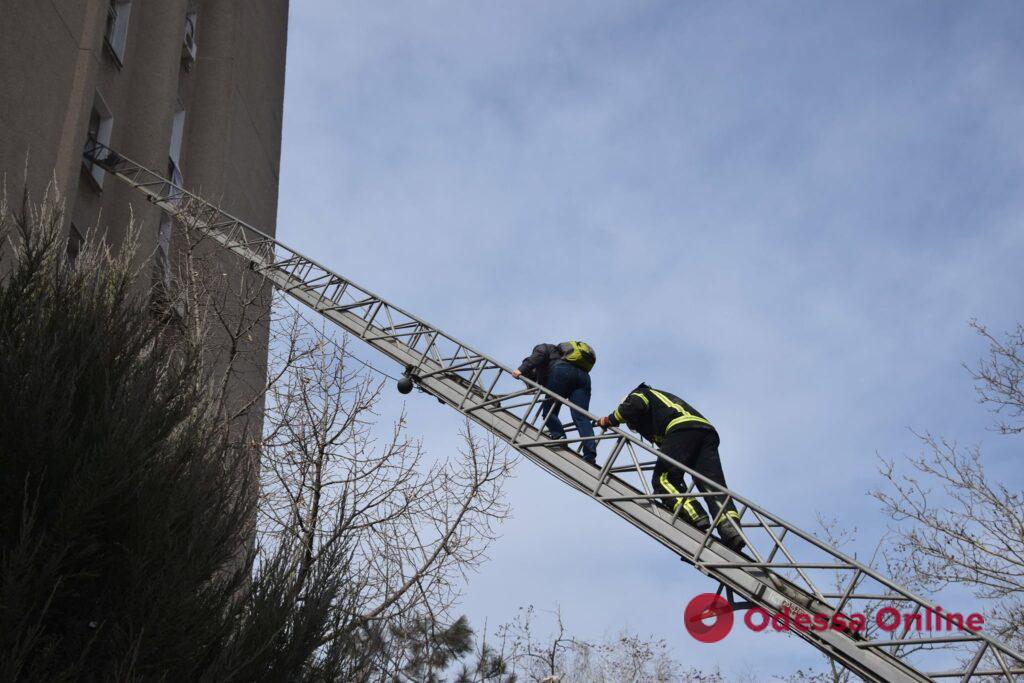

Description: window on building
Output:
[182,10,198,70]
[153,212,173,300]
[66,223,85,268]
[167,104,186,201]
[82,92,114,189]
[104,0,132,65]
[151,212,186,321]
[169,106,186,173]
[153,103,185,302]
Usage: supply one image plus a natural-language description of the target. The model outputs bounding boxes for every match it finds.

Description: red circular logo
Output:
[684,593,734,643]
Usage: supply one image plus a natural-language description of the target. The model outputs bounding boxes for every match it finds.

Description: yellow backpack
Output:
[560,340,597,372]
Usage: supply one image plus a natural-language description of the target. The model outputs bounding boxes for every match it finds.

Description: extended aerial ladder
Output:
[85,144,1024,682]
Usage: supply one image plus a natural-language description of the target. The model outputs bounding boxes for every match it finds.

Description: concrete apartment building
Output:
[0,0,289,433]
[0,0,289,274]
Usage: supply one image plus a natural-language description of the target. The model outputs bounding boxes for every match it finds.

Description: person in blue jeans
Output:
[512,341,598,465]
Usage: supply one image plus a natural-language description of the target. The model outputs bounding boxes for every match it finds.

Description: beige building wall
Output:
[1,0,288,253]
[0,0,290,435]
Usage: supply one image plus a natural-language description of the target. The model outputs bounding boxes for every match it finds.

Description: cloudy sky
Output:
[276,2,1024,676]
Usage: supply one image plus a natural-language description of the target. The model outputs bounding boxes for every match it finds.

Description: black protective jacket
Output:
[606,383,714,445]
[517,343,565,384]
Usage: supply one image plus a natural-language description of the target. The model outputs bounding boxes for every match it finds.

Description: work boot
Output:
[660,499,710,530]
[717,521,746,552]
[690,515,711,532]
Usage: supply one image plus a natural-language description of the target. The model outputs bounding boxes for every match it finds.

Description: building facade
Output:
[1,0,288,268]
[0,0,290,435]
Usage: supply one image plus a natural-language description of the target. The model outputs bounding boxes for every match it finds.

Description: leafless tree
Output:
[157,203,517,677]
[967,319,1024,435]
[811,515,898,683]
[492,605,709,683]
[872,321,1024,654]
[496,606,579,681]
[168,198,276,446]
[258,301,514,643]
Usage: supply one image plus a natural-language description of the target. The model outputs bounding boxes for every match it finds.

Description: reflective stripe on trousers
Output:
[658,472,702,522]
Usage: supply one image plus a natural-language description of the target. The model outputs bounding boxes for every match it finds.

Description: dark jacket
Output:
[517,343,566,384]
[606,383,714,445]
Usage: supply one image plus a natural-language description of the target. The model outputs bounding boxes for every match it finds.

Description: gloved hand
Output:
[597,415,612,429]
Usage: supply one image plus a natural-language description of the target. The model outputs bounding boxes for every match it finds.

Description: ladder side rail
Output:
[87,145,1023,682]
[383,355,930,683]
[257,234,1021,681]
[218,228,952,683]
[211,225,930,681]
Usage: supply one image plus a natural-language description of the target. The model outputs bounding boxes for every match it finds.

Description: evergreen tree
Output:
[0,195,353,680]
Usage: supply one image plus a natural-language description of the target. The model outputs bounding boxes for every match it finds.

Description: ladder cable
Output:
[83,143,1024,683]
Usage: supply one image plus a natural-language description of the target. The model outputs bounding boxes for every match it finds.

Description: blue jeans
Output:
[542,361,597,461]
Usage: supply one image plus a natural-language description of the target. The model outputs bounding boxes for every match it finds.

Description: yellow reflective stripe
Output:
[716,510,741,527]
[650,389,710,433]
[613,392,647,425]
[650,389,699,416]
[665,414,710,432]
[659,473,699,520]
[658,473,683,512]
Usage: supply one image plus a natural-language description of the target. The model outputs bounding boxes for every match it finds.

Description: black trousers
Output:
[652,428,737,525]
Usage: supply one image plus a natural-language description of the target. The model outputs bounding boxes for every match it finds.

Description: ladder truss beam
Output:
[84,143,1024,682]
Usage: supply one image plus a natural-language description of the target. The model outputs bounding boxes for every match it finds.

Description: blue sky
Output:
[277,2,1024,676]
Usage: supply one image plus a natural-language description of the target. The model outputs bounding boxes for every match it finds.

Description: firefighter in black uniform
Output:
[597,383,745,551]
